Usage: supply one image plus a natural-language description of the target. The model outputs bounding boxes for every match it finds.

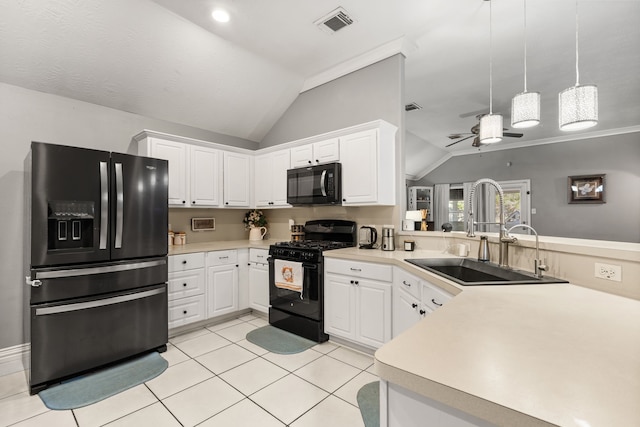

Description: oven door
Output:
[269,257,323,321]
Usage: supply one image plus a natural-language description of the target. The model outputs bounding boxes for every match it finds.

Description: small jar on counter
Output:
[174,232,186,245]
[168,231,174,246]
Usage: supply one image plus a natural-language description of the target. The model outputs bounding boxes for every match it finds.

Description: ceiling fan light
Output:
[559,84,598,131]
[479,114,503,144]
[511,91,540,128]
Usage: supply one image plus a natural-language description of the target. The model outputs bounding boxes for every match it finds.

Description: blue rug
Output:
[357,381,380,427]
[39,352,168,410]
[246,325,316,354]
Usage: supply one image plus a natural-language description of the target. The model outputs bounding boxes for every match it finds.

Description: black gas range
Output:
[268,220,357,342]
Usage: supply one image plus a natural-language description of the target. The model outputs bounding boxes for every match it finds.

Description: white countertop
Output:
[168,239,277,255]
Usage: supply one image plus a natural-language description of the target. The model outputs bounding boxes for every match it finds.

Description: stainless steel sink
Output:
[405,258,568,286]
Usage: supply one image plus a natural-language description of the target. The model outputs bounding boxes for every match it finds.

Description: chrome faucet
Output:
[505,224,548,278]
[467,178,516,268]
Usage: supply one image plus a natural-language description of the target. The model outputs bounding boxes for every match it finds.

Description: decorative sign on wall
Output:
[191,217,215,231]
[568,174,606,204]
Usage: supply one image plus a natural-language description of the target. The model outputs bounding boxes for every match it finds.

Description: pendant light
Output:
[480,0,503,144]
[511,0,540,128]
[559,0,598,131]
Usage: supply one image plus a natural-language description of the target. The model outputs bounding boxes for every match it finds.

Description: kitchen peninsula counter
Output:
[323,247,640,427]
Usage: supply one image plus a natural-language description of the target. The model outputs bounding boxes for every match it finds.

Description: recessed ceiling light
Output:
[211,9,230,23]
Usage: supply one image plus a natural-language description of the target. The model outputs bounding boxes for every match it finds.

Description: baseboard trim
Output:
[0,343,29,377]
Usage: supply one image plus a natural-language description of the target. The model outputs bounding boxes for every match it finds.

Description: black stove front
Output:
[268,220,356,342]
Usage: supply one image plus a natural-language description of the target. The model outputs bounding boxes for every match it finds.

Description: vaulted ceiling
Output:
[1,0,638,178]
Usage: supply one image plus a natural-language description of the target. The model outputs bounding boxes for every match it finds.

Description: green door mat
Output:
[39,351,168,410]
[246,325,316,354]
[357,381,380,427]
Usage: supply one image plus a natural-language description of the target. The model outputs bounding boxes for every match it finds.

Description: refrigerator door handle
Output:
[99,161,109,250]
[32,259,166,280]
[35,287,165,316]
[115,162,124,249]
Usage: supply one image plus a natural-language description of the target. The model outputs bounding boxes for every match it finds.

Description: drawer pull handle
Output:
[411,303,418,308]
[402,280,411,287]
[431,299,443,307]
[350,268,361,272]
[219,256,229,260]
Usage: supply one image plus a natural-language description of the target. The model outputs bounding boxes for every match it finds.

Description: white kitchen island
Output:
[375,284,640,427]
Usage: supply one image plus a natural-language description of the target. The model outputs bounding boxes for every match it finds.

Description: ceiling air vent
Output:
[315,7,354,34]
[405,102,422,112]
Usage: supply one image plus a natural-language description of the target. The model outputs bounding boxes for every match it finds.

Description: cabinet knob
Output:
[182,260,187,264]
[225,202,229,205]
[350,280,354,284]
[236,264,239,267]
[419,309,426,316]
[308,160,312,164]
[183,310,187,314]
[183,283,187,287]
[315,159,319,163]
[411,303,418,308]
[182,200,186,204]
[354,280,359,285]
[192,201,196,204]
[342,198,346,202]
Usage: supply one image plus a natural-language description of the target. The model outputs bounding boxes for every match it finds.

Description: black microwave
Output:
[287,162,341,206]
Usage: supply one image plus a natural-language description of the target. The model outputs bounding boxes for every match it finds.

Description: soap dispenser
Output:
[478,235,490,262]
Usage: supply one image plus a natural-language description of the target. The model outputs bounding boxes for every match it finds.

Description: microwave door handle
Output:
[114,162,124,249]
[320,170,327,197]
[99,161,108,250]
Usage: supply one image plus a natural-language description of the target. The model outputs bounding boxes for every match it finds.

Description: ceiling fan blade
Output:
[504,132,523,138]
[445,134,475,147]
[448,133,473,140]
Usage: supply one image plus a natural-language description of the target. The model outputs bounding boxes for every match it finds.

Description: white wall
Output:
[0,82,256,349]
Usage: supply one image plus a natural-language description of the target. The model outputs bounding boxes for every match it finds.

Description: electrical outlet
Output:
[594,263,622,282]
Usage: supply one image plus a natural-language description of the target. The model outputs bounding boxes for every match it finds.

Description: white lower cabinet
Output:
[168,253,206,329]
[207,250,239,318]
[248,248,270,314]
[325,258,392,349]
[392,267,453,338]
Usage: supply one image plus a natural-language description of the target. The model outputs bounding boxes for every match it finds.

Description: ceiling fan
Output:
[446,114,523,148]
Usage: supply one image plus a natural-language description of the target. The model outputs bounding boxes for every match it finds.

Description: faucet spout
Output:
[467,178,510,267]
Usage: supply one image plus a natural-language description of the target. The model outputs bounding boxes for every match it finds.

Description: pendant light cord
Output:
[523,0,528,92]
[489,0,494,114]
[575,0,580,86]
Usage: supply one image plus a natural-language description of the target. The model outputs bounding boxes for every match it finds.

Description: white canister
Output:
[457,243,469,257]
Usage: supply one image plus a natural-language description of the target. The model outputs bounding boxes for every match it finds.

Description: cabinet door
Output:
[190,146,221,207]
[356,278,392,348]
[249,263,269,314]
[392,288,422,338]
[223,152,251,207]
[207,265,239,318]
[150,138,188,206]
[290,144,314,168]
[324,274,356,340]
[312,138,340,164]
[340,130,378,205]
[271,150,291,206]
[254,153,273,207]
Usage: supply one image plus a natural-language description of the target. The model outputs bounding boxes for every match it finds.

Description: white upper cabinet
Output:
[223,152,252,208]
[254,149,290,208]
[144,138,188,206]
[340,123,396,206]
[290,138,339,168]
[190,145,221,207]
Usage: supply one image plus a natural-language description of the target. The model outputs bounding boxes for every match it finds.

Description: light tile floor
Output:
[0,314,377,427]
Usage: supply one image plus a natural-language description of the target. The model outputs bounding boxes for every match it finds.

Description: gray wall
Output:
[0,82,256,350]
[410,132,640,243]
[260,54,406,241]
[261,55,404,147]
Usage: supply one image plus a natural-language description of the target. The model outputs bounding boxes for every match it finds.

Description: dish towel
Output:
[274,259,304,298]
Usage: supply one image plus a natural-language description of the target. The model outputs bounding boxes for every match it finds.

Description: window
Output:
[448,186,465,231]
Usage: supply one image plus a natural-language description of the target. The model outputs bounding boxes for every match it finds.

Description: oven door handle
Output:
[302,263,317,270]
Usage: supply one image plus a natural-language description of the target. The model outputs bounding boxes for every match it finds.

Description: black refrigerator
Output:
[27,142,169,394]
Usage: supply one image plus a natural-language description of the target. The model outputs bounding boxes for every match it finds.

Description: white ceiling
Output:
[1,0,639,178]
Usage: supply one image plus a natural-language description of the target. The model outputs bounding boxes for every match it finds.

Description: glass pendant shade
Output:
[479,114,503,143]
[511,91,540,128]
[559,84,598,131]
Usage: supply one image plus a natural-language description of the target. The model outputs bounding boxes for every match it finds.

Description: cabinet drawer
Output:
[394,268,422,300]
[168,295,206,329]
[168,269,205,300]
[207,250,238,266]
[249,248,269,264]
[169,252,205,272]
[325,258,392,282]
[422,283,453,312]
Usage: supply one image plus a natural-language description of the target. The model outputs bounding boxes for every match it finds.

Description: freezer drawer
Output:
[29,283,168,394]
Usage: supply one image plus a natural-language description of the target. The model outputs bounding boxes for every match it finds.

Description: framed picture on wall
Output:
[568,174,606,204]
